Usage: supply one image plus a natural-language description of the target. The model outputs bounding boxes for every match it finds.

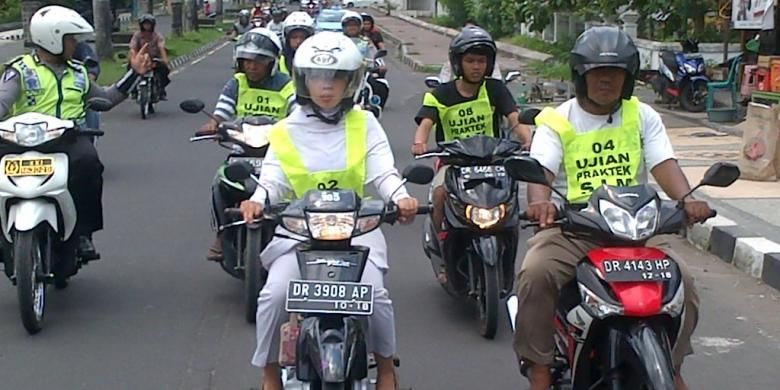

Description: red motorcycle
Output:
[504,156,739,389]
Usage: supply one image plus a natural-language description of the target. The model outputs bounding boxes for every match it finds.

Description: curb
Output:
[371,6,552,63]
[375,25,438,74]
[170,37,229,70]
[686,215,780,291]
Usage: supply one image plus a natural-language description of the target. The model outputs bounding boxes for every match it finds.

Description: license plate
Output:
[4,157,54,177]
[459,165,506,180]
[601,258,674,282]
[227,157,263,173]
[286,280,374,316]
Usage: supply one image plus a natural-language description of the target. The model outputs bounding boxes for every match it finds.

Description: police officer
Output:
[278,11,314,77]
[231,9,254,39]
[0,5,152,259]
[411,26,531,269]
[200,27,294,262]
[515,26,712,390]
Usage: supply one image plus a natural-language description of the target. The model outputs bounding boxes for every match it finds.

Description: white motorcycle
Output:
[0,103,106,334]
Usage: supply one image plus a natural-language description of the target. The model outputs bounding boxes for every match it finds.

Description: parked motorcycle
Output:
[650,38,709,112]
[415,135,524,339]
[134,58,163,120]
[180,99,275,323]
[0,100,109,334]
[238,165,434,388]
[359,49,390,119]
[503,156,740,389]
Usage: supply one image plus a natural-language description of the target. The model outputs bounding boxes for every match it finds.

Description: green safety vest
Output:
[422,81,494,141]
[8,54,90,123]
[535,97,643,203]
[268,109,368,198]
[234,73,295,120]
[278,54,290,76]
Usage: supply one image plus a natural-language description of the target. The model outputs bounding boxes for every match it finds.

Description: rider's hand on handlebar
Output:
[199,119,219,135]
[240,200,264,223]
[683,197,712,225]
[527,200,558,229]
[411,142,427,156]
[397,196,419,224]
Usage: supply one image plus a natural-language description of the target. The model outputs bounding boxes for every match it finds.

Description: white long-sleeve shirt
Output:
[249,105,410,205]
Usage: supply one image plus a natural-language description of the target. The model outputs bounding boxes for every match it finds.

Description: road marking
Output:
[170,41,230,76]
[693,336,744,354]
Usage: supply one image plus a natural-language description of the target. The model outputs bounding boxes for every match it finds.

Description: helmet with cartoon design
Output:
[236,27,283,76]
[30,5,94,56]
[293,32,366,123]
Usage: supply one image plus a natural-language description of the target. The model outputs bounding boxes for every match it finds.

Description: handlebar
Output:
[383,203,433,225]
[74,125,105,137]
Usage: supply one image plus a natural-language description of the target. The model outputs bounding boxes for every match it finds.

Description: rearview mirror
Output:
[503,156,549,185]
[374,49,388,59]
[180,99,206,114]
[86,97,113,112]
[424,76,441,89]
[699,162,740,188]
[504,70,522,84]
[519,108,541,125]
[402,164,435,185]
[224,161,254,182]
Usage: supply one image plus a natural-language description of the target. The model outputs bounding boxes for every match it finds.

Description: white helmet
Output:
[293,32,366,115]
[236,27,283,75]
[282,11,314,44]
[30,5,94,56]
[340,10,362,27]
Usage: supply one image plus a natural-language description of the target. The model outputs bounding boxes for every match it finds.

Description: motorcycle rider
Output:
[251,0,265,19]
[514,26,708,390]
[341,11,372,59]
[239,31,418,390]
[266,8,286,38]
[129,14,170,100]
[0,5,151,259]
[439,20,502,82]
[278,11,315,76]
[360,13,385,50]
[412,26,531,276]
[231,9,254,39]
[200,27,294,262]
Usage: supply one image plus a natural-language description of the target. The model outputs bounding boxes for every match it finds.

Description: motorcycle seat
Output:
[660,51,679,73]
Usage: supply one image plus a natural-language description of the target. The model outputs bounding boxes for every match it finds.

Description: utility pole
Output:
[189,0,199,32]
[93,0,115,59]
[172,0,184,36]
[147,0,154,14]
[21,0,42,48]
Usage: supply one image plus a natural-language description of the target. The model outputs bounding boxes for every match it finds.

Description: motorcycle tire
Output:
[14,228,47,334]
[139,85,149,120]
[679,80,707,112]
[477,263,500,339]
[243,225,267,323]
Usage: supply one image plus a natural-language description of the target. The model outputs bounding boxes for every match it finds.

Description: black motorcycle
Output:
[135,59,163,120]
[360,49,390,119]
[416,135,524,339]
[233,164,433,389]
[180,99,275,323]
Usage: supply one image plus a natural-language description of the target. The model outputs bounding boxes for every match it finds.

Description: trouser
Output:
[155,62,171,89]
[210,178,251,229]
[251,250,396,367]
[85,109,100,130]
[0,135,104,236]
[512,228,699,370]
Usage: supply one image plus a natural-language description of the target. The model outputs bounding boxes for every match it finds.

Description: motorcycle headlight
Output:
[306,212,355,240]
[579,283,624,319]
[683,62,697,74]
[599,199,658,241]
[466,204,506,229]
[661,282,685,317]
[14,122,47,147]
[282,216,308,236]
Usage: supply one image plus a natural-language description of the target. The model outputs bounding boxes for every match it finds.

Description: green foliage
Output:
[439,0,471,27]
[431,15,460,29]
[528,59,570,80]
[0,0,21,24]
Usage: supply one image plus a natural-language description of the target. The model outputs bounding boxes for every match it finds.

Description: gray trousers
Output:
[251,233,396,367]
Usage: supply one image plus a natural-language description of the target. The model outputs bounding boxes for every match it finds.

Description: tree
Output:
[93,0,114,59]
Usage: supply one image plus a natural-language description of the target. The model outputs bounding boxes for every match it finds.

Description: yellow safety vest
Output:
[234,73,294,120]
[278,54,290,76]
[9,54,90,122]
[422,81,494,141]
[535,97,643,203]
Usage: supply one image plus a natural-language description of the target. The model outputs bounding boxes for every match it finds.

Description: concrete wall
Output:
[635,38,742,70]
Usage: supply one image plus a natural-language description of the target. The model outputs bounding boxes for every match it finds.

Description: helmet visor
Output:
[293,67,364,101]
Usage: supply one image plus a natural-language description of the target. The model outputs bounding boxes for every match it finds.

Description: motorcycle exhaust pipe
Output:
[506,294,518,332]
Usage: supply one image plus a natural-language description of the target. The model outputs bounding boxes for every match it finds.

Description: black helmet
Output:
[139,14,156,29]
[570,26,639,100]
[448,26,497,79]
[360,13,374,25]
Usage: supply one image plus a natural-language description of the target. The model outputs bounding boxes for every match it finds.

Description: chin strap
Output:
[579,96,622,124]
[306,104,344,125]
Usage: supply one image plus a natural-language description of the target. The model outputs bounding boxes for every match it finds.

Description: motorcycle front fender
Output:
[688,74,710,84]
[470,235,502,267]
[621,323,676,390]
[7,199,58,238]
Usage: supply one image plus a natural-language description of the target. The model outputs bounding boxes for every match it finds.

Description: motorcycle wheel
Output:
[477,263,499,339]
[15,229,47,334]
[243,226,267,323]
[679,80,707,112]
[139,84,149,120]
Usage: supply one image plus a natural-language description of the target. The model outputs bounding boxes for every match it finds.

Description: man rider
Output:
[439,20,502,82]
[129,14,170,100]
[251,1,265,19]
[199,28,295,262]
[412,27,531,283]
[266,8,286,38]
[232,9,253,39]
[0,5,151,260]
[341,11,372,59]
[279,11,315,77]
[514,26,710,390]
[360,13,385,50]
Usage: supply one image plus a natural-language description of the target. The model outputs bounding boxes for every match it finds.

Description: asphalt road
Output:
[0,42,779,390]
